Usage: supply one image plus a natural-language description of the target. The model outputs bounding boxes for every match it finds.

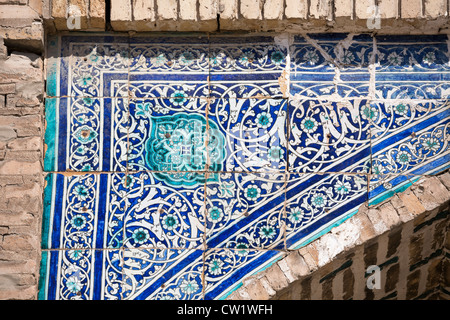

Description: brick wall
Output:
[0,37,44,300]
[42,0,450,33]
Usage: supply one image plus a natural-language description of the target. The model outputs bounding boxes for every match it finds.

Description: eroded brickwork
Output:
[0,37,44,300]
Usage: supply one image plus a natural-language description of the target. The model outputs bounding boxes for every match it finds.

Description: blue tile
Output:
[288,99,371,173]
[208,98,288,173]
[121,248,202,300]
[285,173,368,250]
[290,33,372,98]
[42,33,450,300]
[42,173,129,250]
[44,97,129,172]
[209,35,287,98]
[205,172,286,250]
[127,98,211,173]
[124,171,206,249]
[370,100,450,176]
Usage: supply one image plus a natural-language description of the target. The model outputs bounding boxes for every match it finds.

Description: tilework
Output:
[40,33,450,300]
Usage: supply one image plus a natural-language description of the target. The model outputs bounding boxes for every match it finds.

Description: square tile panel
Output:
[290,34,373,99]
[129,35,210,99]
[123,171,206,250]
[42,173,129,250]
[208,97,288,173]
[288,98,371,173]
[370,100,450,177]
[44,97,129,172]
[127,98,210,173]
[41,33,450,300]
[121,248,204,300]
[205,172,286,250]
[375,35,450,100]
[209,35,288,99]
[285,173,368,250]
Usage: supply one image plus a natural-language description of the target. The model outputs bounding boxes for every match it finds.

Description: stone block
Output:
[157,0,178,21]
[110,0,132,31]
[89,0,106,29]
[401,0,423,18]
[263,0,284,20]
[334,0,353,18]
[412,176,450,212]
[398,189,426,217]
[132,0,156,31]
[424,0,448,18]
[179,0,197,21]
[309,0,331,19]
[377,0,398,19]
[355,0,376,19]
[240,0,263,20]
[264,263,289,291]
[0,83,15,95]
[285,0,308,19]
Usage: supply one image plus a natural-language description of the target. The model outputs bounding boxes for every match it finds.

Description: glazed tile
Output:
[209,35,287,99]
[288,98,371,173]
[290,34,372,98]
[375,35,450,100]
[41,33,450,300]
[46,34,130,98]
[203,248,284,300]
[208,98,288,173]
[39,249,124,300]
[285,173,368,250]
[44,97,129,172]
[42,173,129,250]
[369,173,421,207]
[205,172,286,250]
[127,98,211,173]
[121,248,203,300]
[370,100,450,177]
[123,171,206,250]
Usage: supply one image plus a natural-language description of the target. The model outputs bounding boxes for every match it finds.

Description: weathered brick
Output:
[406,269,421,299]
[412,176,450,212]
[387,228,402,258]
[384,263,400,292]
[309,0,332,19]
[132,0,156,30]
[240,0,263,20]
[342,268,354,300]
[401,0,423,18]
[409,233,424,266]
[334,0,353,18]
[157,0,178,20]
[398,189,426,217]
[263,0,284,20]
[377,0,398,19]
[285,0,307,19]
[423,0,447,18]
[355,0,375,19]
[110,0,132,31]
[179,0,197,21]
[378,202,401,229]
[89,0,106,29]
[245,278,272,300]
[264,263,289,291]
[0,84,15,95]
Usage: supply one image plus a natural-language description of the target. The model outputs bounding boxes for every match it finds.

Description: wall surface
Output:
[0,0,448,300]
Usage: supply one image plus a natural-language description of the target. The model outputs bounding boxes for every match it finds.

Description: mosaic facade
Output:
[39,33,450,300]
